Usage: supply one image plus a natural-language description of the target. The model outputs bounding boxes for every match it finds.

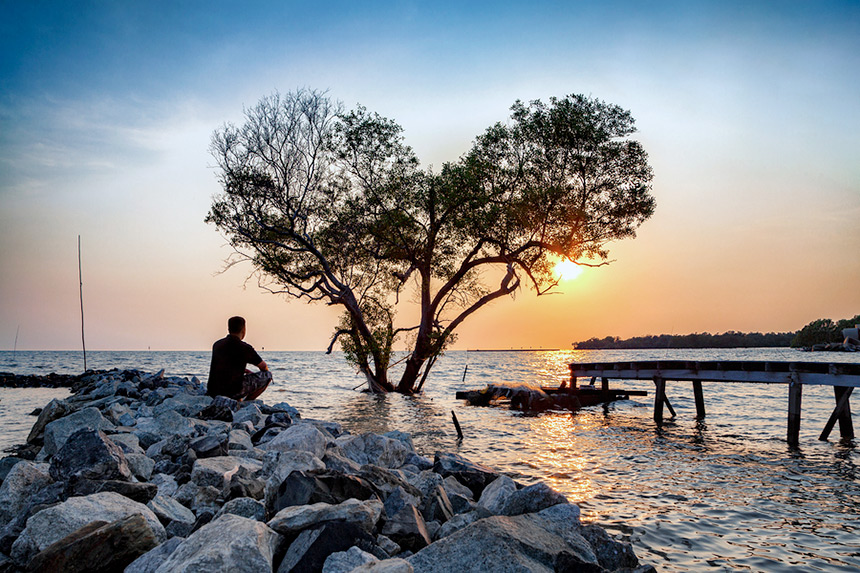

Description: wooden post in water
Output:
[693,380,705,419]
[654,376,666,425]
[787,375,802,446]
[819,386,854,441]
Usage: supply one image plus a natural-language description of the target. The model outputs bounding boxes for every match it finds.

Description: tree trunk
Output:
[396,356,423,394]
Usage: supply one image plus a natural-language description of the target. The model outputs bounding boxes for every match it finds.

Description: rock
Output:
[322,446,363,474]
[0,457,24,483]
[124,537,183,573]
[383,486,422,520]
[49,428,132,482]
[214,497,266,521]
[404,453,433,472]
[351,558,414,572]
[152,394,212,418]
[407,513,598,573]
[261,423,330,458]
[228,429,254,451]
[478,475,517,514]
[422,484,454,523]
[154,514,280,572]
[579,523,640,571]
[10,491,165,564]
[108,432,142,454]
[381,502,432,553]
[151,473,178,497]
[197,396,237,422]
[126,452,156,481]
[0,461,53,526]
[270,470,380,514]
[268,401,301,419]
[147,494,196,527]
[336,433,411,469]
[432,452,498,498]
[442,475,474,500]
[188,434,228,458]
[322,546,378,572]
[500,482,568,516]
[190,456,262,490]
[268,498,383,536]
[25,513,161,573]
[435,507,493,540]
[233,403,265,427]
[359,465,422,498]
[26,398,69,444]
[278,521,376,573]
[376,534,401,557]
[64,477,159,504]
[42,407,115,456]
[229,472,266,501]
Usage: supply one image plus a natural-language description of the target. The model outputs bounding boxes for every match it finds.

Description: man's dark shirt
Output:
[207,334,263,398]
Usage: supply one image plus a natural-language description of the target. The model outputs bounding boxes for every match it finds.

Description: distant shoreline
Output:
[466,348,560,352]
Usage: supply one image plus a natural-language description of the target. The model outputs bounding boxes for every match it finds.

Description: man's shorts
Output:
[236,370,272,400]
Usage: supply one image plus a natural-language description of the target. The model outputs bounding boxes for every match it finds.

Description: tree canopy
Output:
[207,89,656,393]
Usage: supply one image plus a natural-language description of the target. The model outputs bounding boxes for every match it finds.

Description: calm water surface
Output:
[1,348,859,572]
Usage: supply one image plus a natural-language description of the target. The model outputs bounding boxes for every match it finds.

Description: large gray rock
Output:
[124,537,183,573]
[263,450,326,504]
[407,513,598,573]
[25,514,161,573]
[190,456,263,490]
[152,394,212,418]
[49,428,132,482]
[154,514,280,573]
[268,498,383,536]
[432,452,498,498]
[477,475,517,514]
[26,398,69,444]
[42,407,115,456]
[500,482,568,516]
[261,423,330,458]
[214,497,266,521]
[381,502,431,553]
[278,521,376,573]
[0,460,53,526]
[10,491,166,563]
[336,433,411,469]
[147,494,196,527]
[126,452,156,481]
[323,545,378,572]
[352,559,414,572]
[579,523,640,571]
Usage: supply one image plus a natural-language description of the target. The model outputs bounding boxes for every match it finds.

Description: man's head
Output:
[227,316,246,337]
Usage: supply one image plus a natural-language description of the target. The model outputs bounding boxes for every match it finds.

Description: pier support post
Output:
[819,386,854,441]
[654,376,665,425]
[787,377,803,446]
[653,376,675,424]
[692,380,705,419]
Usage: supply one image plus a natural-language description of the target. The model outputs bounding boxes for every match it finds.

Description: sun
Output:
[554,259,583,281]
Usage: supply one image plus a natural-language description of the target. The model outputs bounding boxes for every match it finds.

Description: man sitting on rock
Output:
[207,316,271,401]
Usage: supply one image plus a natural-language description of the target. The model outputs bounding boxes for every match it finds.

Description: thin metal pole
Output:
[13,325,19,360]
[78,235,87,372]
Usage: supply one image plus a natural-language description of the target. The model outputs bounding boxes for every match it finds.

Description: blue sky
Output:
[1,1,858,350]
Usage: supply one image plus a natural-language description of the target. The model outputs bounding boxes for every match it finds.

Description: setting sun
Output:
[554,259,583,281]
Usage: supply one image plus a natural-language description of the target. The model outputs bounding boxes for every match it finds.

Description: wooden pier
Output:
[569,360,860,445]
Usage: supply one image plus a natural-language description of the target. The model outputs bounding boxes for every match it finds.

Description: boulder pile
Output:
[0,369,656,572]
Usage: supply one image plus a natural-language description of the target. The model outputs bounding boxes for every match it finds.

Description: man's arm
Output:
[257,360,268,372]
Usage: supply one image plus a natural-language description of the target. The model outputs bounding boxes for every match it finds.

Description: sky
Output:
[1,0,858,351]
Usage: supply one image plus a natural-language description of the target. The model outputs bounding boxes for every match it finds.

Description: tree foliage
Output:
[791,314,860,348]
[207,89,656,393]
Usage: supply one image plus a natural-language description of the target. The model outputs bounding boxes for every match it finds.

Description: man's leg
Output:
[237,370,272,401]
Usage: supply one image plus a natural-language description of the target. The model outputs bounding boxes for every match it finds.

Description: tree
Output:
[207,89,656,394]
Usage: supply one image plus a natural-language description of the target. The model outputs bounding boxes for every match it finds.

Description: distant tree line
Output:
[573,331,794,349]
[573,314,859,349]
[790,315,860,348]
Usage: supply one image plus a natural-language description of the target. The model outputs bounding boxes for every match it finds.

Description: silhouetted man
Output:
[207,316,271,400]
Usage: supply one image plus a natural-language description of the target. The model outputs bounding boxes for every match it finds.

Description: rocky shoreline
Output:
[0,368,656,572]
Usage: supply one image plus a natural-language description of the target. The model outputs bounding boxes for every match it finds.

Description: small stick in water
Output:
[462,364,469,382]
[451,410,464,440]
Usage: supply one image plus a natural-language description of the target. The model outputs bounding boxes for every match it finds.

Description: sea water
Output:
[1,348,858,572]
